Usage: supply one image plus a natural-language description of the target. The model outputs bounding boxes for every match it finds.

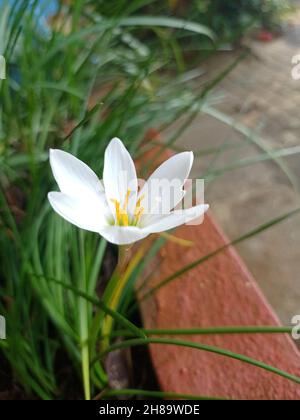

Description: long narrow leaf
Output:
[112,326,294,337]
[119,16,215,40]
[101,338,300,385]
[32,274,146,340]
[140,208,300,301]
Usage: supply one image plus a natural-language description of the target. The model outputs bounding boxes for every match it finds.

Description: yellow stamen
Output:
[110,199,121,224]
[111,189,132,226]
[133,194,145,225]
[135,194,145,209]
[135,207,144,219]
[123,189,131,212]
[121,213,129,227]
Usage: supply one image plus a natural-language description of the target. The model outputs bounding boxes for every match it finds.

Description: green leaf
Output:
[119,16,215,40]
[203,106,299,191]
[101,338,300,385]
[113,326,294,337]
[32,274,146,340]
[63,102,103,142]
[140,208,300,300]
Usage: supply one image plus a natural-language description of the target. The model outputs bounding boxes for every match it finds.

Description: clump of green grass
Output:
[0,0,214,399]
[1,0,300,401]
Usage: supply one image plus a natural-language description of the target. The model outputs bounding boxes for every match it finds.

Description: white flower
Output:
[48,138,209,245]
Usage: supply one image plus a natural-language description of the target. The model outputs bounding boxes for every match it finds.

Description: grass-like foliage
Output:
[0,0,214,399]
[0,0,299,400]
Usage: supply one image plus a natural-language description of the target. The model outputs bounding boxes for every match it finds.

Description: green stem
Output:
[79,299,90,400]
[79,232,91,401]
[100,246,132,352]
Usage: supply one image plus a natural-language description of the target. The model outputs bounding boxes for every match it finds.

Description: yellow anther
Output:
[133,193,145,225]
[136,194,145,209]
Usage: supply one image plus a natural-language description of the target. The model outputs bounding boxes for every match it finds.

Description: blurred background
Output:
[1,0,300,399]
[169,0,300,325]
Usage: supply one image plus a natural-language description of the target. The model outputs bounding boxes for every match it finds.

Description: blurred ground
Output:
[170,8,300,324]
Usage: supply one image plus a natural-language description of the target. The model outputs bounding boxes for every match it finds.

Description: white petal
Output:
[103,138,138,216]
[48,192,108,233]
[50,149,104,199]
[140,152,194,216]
[143,204,209,234]
[98,225,149,245]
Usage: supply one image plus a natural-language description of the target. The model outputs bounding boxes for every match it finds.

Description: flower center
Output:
[111,190,145,227]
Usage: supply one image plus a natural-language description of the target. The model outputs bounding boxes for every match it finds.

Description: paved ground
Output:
[168,9,300,325]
